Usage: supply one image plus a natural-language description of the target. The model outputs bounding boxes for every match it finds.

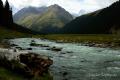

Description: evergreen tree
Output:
[0,0,3,8]
[5,0,10,10]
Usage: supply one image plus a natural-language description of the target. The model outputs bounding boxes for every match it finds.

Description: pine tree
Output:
[5,0,10,10]
[0,0,3,8]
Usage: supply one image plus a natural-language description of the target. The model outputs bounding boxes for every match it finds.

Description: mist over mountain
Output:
[14,4,73,33]
[78,9,87,16]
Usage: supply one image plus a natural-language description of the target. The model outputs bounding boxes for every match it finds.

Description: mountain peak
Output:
[50,4,61,8]
[48,4,63,10]
[14,4,73,34]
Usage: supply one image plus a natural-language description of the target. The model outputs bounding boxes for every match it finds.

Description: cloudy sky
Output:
[2,0,118,14]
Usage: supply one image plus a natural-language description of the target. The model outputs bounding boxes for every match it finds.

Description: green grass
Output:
[31,73,53,80]
[0,25,32,48]
[0,67,53,80]
[0,67,25,80]
[0,26,32,40]
[33,34,120,44]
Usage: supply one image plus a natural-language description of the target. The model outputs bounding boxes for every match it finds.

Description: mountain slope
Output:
[0,25,30,39]
[14,4,73,33]
[62,1,120,34]
[14,6,47,22]
[0,23,40,39]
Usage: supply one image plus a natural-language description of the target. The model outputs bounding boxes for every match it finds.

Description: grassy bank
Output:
[0,26,52,80]
[0,67,25,80]
[33,34,120,43]
[0,26,32,47]
[0,67,52,80]
[33,34,120,47]
[0,26,32,40]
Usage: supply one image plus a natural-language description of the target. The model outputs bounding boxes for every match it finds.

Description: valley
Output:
[0,0,120,80]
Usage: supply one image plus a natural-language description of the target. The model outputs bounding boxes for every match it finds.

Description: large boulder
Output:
[19,53,53,76]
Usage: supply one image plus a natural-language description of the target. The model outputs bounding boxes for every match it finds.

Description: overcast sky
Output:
[2,0,118,14]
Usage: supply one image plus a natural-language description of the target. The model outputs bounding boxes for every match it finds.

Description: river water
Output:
[9,38,120,80]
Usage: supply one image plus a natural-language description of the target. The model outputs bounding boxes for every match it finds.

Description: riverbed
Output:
[9,38,120,80]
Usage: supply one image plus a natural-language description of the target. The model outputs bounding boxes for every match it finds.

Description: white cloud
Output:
[2,0,118,14]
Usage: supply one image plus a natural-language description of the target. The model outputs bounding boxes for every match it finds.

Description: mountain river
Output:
[9,38,120,80]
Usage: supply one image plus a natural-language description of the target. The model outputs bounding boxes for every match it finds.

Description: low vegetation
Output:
[0,67,25,80]
[0,26,32,40]
[33,34,120,47]
[0,67,53,80]
[33,34,120,43]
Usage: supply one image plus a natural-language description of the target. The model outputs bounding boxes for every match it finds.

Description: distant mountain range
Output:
[14,4,73,33]
[78,9,87,16]
[14,1,120,34]
[62,1,120,34]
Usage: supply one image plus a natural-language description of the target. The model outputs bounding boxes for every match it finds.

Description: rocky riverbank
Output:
[80,41,120,48]
[0,39,10,48]
[0,47,53,79]
[35,34,120,48]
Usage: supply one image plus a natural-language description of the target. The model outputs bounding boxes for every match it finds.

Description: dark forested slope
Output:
[62,1,120,34]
